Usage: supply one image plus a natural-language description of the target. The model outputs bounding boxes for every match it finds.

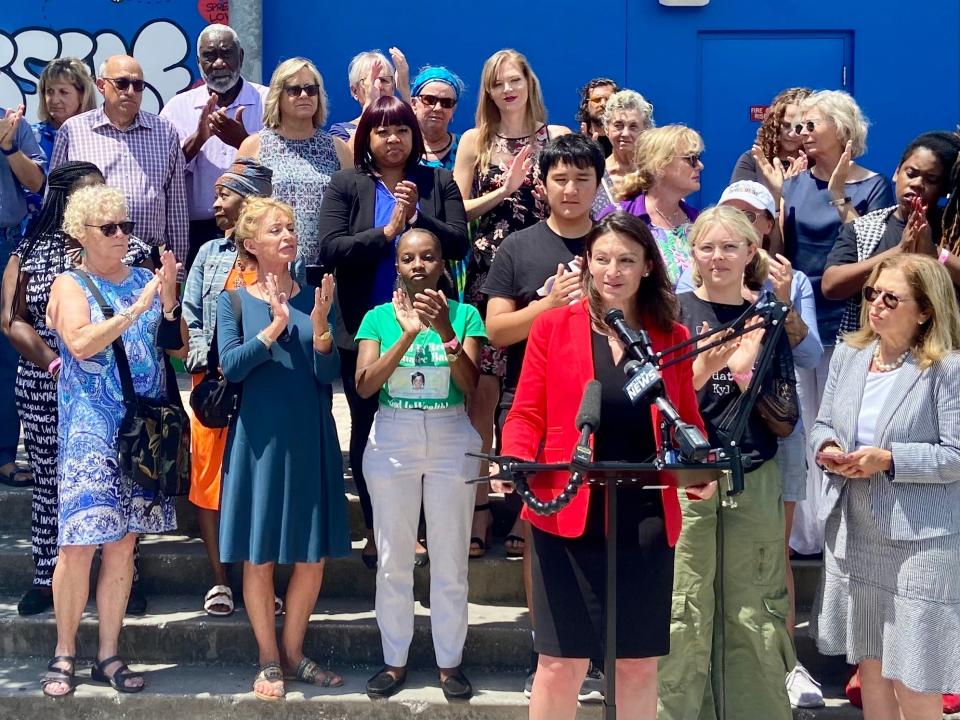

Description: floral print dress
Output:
[465,124,550,376]
[56,267,176,546]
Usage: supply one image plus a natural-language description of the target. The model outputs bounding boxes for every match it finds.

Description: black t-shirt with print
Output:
[482,221,588,393]
[678,292,780,468]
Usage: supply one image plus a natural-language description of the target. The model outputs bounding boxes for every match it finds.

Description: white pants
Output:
[363,405,482,668]
[790,345,834,554]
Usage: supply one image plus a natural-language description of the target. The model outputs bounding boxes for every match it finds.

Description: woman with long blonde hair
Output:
[452,50,570,561]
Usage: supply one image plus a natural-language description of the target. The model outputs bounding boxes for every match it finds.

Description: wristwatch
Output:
[316,328,332,343]
[0,145,18,156]
[162,303,181,321]
[828,196,852,208]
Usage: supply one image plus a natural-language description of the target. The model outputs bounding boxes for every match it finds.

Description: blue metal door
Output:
[696,31,853,206]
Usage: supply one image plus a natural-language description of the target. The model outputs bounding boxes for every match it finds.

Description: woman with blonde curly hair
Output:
[452,49,570,560]
[237,57,351,273]
[597,124,703,286]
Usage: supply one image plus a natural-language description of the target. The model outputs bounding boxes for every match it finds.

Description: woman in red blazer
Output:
[501,212,713,720]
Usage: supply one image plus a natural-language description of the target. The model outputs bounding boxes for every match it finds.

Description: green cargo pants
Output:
[658,459,794,720]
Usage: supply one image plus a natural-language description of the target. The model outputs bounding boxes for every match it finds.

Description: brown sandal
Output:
[289,656,342,688]
[253,661,285,700]
[41,655,75,698]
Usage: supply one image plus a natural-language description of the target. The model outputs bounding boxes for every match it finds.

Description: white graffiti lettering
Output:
[0,20,194,118]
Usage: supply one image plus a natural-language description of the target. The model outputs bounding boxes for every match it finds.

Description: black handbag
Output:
[189,290,243,429]
[754,335,800,438]
[74,270,191,503]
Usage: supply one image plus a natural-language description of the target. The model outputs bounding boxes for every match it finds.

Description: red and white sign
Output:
[750,105,769,122]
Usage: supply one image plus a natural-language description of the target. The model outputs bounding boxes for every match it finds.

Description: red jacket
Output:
[501,299,706,546]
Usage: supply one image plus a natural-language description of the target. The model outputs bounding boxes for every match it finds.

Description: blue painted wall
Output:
[264,0,959,204]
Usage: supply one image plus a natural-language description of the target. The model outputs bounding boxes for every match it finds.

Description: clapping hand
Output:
[362,59,387,110]
[752,145,806,201]
[828,141,854,203]
[502,144,534,196]
[413,288,454,338]
[392,289,423,336]
[263,272,290,335]
[195,93,218,143]
[394,180,419,223]
[695,321,739,377]
[208,105,248,148]
[767,254,794,303]
[389,47,410,100]
[545,263,581,308]
[311,272,335,331]
[901,197,933,255]
[0,105,25,151]
[726,317,765,379]
[156,249,181,310]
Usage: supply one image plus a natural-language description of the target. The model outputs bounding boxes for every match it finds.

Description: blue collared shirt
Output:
[0,110,45,228]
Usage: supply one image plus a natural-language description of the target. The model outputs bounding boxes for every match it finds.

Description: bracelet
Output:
[256,331,273,350]
[47,357,62,376]
[119,308,137,324]
[315,328,332,343]
[446,345,464,363]
[162,302,181,321]
[442,336,461,353]
[828,196,852,208]
[731,369,753,384]
[939,248,950,265]
[0,146,18,156]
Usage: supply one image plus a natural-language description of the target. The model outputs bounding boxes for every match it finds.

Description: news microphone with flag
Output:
[604,308,710,462]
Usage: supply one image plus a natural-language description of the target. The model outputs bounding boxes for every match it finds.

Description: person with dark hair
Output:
[576,77,619,157]
[483,132,606,697]
[0,161,154,617]
[355,227,485,699]
[182,157,273,617]
[823,131,960,337]
[501,210,711,720]
[318,95,469,569]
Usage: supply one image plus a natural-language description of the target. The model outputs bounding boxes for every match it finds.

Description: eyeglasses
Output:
[85,221,135,237]
[103,77,145,93]
[693,241,746,259]
[863,285,914,310]
[283,84,320,98]
[417,94,456,110]
[678,153,702,168]
[794,120,820,134]
[743,210,758,224]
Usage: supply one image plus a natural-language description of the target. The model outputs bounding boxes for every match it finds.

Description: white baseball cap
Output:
[719,180,777,217]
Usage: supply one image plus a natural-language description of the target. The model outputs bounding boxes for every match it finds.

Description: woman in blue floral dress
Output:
[40,185,181,698]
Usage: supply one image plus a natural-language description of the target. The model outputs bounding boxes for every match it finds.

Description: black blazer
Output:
[317,165,469,335]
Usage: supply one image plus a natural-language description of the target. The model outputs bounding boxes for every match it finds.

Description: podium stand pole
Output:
[604,479,618,720]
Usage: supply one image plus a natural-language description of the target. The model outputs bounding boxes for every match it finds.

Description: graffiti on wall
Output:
[0,20,196,118]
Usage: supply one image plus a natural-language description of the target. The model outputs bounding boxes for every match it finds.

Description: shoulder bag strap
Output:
[72,269,137,405]
[205,289,245,371]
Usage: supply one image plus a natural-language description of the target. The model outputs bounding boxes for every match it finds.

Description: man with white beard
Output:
[161,23,268,270]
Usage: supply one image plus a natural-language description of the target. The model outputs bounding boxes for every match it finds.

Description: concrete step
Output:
[0,526,824,609]
[0,660,862,720]
[0,592,846,687]
[0,533,525,605]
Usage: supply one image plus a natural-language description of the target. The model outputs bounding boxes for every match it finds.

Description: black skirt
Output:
[530,487,674,659]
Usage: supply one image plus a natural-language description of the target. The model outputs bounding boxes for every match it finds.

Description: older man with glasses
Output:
[50,54,189,271]
[160,24,269,271]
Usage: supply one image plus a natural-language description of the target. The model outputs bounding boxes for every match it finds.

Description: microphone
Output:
[571,380,602,476]
[605,309,710,462]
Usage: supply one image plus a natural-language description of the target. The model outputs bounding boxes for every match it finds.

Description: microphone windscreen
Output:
[575,380,602,431]
[603,308,625,327]
[623,360,642,376]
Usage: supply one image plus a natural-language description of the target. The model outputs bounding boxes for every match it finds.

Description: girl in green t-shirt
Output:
[354,228,486,700]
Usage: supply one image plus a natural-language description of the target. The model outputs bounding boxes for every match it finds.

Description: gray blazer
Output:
[809,340,960,541]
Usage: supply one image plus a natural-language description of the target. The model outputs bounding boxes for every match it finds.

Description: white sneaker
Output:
[786,662,825,708]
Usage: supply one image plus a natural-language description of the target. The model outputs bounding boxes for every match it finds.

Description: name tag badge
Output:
[387,365,451,400]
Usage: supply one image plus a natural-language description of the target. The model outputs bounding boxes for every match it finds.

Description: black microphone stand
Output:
[468,291,791,720]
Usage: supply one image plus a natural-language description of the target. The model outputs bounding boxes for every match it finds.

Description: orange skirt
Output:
[188,372,230,510]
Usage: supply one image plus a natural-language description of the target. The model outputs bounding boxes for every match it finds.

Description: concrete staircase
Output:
[0,388,861,718]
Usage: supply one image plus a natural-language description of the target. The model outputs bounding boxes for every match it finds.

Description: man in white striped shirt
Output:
[50,55,189,269]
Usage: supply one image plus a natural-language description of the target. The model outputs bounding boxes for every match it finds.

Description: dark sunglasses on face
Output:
[85,221,135,237]
[863,285,912,310]
[283,84,320,98]
[679,153,702,168]
[104,77,146,93]
[417,94,456,110]
[743,210,758,223]
[794,120,818,134]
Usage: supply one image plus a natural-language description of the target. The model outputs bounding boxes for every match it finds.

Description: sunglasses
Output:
[742,210,758,223]
[679,153,702,168]
[417,94,456,110]
[283,83,320,98]
[863,285,914,310]
[794,120,819,134]
[85,221,135,237]
[103,77,145,93]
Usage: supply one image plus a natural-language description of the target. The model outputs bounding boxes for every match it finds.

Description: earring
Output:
[643,272,650,277]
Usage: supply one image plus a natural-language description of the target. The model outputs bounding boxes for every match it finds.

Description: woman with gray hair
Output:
[591,89,654,218]
[329,49,410,142]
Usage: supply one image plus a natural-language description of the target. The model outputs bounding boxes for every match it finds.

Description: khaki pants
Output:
[658,459,794,720]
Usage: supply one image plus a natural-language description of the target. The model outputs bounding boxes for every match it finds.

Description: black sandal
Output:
[0,464,32,488]
[469,503,492,558]
[90,654,144,693]
[41,655,75,698]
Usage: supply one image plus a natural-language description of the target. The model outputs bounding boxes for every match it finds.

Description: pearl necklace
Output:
[872,346,910,372]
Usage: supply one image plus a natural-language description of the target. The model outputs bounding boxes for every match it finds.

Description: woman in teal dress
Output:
[216,197,349,701]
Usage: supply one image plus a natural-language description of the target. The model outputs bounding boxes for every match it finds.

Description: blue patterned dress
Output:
[56,267,177,546]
